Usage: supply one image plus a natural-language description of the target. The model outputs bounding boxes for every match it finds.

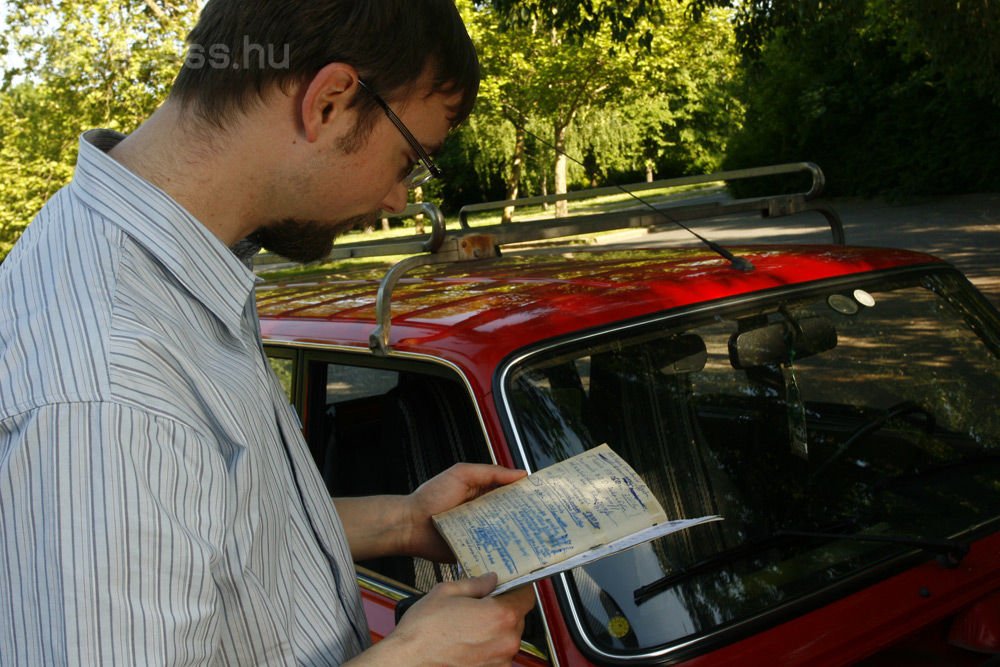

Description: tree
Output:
[487,0,664,46]
[0,0,197,260]
[690,0,1000,104]
[716,0,1000,196]
[478,1,651,217]
[470,1,740,218]
[572,3,743,182]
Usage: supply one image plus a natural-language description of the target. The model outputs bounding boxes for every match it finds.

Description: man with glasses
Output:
[0,1,536,665]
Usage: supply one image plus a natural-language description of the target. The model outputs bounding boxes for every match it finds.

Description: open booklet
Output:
[432,444,722,596]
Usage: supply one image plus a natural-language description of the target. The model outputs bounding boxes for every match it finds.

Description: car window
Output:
[325,364,399,402]
[267,355,296,400]
[303,358,493,593]
[263,351,551,660]
[504,269,1000,659]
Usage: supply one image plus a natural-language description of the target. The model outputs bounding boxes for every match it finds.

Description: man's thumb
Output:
[452,572,499,599]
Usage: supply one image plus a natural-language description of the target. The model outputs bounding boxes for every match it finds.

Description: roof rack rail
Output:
[283,162,843,355]
[455,161,844,244]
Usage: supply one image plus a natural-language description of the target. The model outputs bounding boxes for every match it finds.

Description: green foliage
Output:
[2,0,995,257]
[452,1,742,205]
[0,83,74,257]
[427,116,517,208]
[720,0,1000,197]
[0,0,197,260]
[882,0,1000,105]
[585,4,742,181]
[487,0,664,48]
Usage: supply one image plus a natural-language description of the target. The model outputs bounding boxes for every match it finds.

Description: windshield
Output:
[503,269,1000,660]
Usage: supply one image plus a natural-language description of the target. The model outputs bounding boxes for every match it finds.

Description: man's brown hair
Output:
[170,0,479,133]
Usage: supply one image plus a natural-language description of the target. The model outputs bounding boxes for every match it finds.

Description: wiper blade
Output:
[633,534,783,605]
[633,527,969,606]
[773,530,969,568]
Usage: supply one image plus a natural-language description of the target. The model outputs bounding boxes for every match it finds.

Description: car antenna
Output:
[501,103,754,272]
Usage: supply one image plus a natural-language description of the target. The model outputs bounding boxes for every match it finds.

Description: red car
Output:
[257,166,1000,666]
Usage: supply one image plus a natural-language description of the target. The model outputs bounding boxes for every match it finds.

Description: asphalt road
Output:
[600,192,1000,308]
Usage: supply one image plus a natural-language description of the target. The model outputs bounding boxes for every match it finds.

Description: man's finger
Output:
[446,572,499,599]
[452,463,528,491]
[495,583,537,614]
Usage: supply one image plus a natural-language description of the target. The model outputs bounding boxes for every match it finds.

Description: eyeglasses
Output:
[357,79,442,189]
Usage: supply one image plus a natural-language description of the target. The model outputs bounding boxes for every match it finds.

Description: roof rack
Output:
[455,161,844,243]
[281,162,843,355]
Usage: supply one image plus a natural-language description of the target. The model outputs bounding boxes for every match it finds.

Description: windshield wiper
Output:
[633,528,969,606]
[633,533,785,605]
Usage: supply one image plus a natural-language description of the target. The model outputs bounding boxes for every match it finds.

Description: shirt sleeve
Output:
[0,401,229,666]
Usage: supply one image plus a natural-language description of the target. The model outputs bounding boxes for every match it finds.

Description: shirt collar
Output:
[70,129,259,338]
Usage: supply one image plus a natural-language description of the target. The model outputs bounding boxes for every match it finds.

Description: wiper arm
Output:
[633,527,969,606]
[633,534,783,605]
[773,530,969,568]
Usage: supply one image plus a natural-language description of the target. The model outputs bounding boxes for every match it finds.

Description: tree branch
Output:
[144,0,169,24]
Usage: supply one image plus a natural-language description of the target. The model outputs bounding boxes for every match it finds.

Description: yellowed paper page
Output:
[432,444,669,586]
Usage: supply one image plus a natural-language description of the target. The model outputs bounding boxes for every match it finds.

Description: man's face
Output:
[251,82,460,263]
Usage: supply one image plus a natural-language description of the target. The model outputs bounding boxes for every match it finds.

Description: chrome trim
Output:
[357,572,411,602]
[529,583,560,667]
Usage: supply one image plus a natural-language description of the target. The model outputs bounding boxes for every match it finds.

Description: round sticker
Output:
[854,289,876,307]
[827,293,859,315]
[608,615,631,639]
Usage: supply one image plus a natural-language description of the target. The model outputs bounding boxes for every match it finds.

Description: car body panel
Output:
[680,530,1000,666]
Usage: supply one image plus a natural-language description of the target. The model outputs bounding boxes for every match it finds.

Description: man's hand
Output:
[404,463,527,562]
[333,463,525,563]
[350,573,537,667]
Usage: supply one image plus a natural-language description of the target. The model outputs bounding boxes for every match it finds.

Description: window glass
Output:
[506,270,1000,658]
[308,358,550,657]
[268,356,295,400]
[325,364,399,402]
[265,352,549,657]
[306,360,491,590]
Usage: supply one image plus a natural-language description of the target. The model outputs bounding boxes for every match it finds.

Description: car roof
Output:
[257,244,943,377]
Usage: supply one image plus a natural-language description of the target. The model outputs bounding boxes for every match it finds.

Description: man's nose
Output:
[380,182,409,214]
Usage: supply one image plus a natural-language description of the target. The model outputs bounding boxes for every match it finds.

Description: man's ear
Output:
[301,62,360,143]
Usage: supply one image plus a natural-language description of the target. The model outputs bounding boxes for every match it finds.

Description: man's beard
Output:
[244,213,376,264]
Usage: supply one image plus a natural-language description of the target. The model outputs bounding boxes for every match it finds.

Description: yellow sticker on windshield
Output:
[608,615,631,639]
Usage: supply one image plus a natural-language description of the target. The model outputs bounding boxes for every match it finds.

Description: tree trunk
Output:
[502,126,526,224]
[413,186,424,235]
[554,123,569,218]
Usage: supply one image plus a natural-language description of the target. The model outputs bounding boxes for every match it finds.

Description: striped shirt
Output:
[0,130,369,665]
